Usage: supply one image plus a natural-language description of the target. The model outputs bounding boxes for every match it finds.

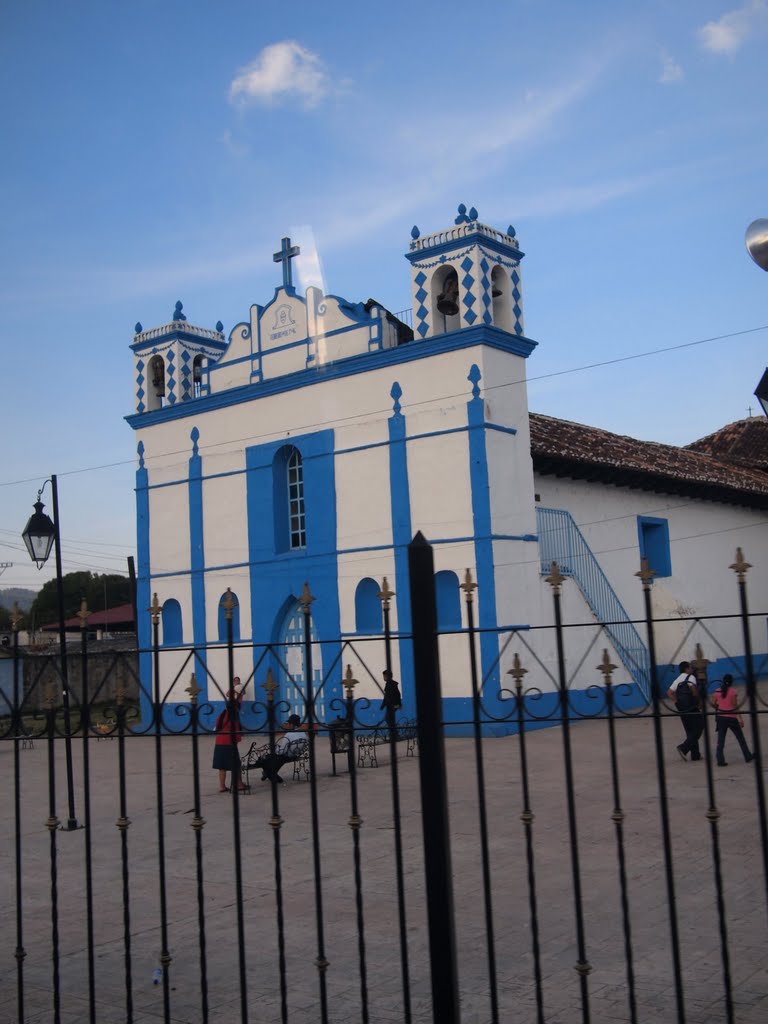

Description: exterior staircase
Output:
[536,507,651,700]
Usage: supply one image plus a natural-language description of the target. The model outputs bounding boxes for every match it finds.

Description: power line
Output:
[1,322,766,489]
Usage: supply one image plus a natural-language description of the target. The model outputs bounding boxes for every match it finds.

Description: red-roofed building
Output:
[41,603,136,634]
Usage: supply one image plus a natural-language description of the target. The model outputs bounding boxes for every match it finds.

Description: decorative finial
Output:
[186,673,202,704]
[635,557,656,589]
[215,320,223,333]
[343,664,358,699]
[507,653,528,691]
[411,225,420,239]
[173,301,186,322]
[455,203,469,225]
[377,577,395,610]
[545,561,565,594]
[469,206,478,221]
[134,322,143,334]
[299,582,315,611]
[262,668,278,702]
[729,547,752,580]
[507,225,516,237]
[597,650,616,685]
[77,598,90,628]
[460,568,477,602]
[220,588,237,620]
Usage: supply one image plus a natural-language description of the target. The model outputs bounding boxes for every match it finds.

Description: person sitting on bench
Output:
[259,714,307,784]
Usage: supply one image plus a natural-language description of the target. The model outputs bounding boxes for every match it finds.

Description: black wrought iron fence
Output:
[2,538,767,1024]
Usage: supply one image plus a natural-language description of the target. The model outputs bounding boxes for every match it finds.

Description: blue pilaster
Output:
[466,365,500,702]
[135,442,153,723]
[189,427,208,695]
[388,382,415,716]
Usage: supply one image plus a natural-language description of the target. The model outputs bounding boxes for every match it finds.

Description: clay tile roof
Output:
[529,412,768,508]
[685,417,768,470]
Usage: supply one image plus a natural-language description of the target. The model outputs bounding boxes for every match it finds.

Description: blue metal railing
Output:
[536,507,651,700]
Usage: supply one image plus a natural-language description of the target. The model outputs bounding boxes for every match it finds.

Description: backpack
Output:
[675,676,696,712]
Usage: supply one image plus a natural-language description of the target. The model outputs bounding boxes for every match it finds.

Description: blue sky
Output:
[1,0,767,593]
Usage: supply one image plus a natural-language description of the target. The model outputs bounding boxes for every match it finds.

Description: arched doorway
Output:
[276,601,325,720]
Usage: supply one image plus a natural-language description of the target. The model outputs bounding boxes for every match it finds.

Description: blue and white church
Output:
[127,205,768,729]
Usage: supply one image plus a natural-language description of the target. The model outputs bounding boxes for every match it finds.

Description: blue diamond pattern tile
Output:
[136,386,144,401]
[137,359,144,373]
[415,287,428,304]
[461,257,473,272]
[462,273,474,290]
[465,309,477,324]
[414,271,427,286]
[512,288,521,302]
[417,321,429,338]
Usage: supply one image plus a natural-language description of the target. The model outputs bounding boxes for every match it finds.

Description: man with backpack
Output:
[668,661,704,761]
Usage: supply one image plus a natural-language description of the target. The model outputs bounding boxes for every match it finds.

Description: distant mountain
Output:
[0,588,37,613]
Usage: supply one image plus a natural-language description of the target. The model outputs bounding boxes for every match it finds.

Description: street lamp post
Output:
[22,474,80,831]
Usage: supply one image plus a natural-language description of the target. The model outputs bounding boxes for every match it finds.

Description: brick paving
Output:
[2,701,767,1023]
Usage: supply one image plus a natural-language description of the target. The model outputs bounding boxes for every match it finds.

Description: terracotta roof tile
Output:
[529,412,768,508]
[685,417,768,470]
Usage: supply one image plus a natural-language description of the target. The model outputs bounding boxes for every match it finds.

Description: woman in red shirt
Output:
[712,674,754,767]
[213,684,249,792]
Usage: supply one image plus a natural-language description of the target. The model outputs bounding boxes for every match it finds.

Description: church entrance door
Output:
[277,601,325,721]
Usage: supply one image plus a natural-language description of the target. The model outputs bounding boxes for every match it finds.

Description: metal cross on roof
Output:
[273,236,301,289]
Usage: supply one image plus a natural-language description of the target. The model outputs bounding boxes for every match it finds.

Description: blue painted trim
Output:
[486,423,518,436]
[131,330,227,354]
[189,431,208,696]
[637,515,672,578]
[135,451,153,724]
[405,232,524,265]
[387,390,416,718]
[125,325,537,429]
[466,366,501,707]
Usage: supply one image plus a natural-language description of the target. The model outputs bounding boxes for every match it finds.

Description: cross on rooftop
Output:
[273,236,301,290]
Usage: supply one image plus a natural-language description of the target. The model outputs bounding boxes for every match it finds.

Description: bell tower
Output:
[405,204,525,340]
[130,301,227,414]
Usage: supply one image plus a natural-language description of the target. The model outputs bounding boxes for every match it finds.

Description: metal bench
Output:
[330,719,418,772]
[240,737,310,786]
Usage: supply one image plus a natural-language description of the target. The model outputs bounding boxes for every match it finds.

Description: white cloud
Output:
[229,41,332,108]
[659,53,684,83]
[698,0,768,55]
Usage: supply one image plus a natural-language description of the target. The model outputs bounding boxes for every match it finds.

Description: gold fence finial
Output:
[598,649,616,685]
[460,568,477,601]
[11,602,21,632]
[378,577,395,610]
[78,598,90,628]
[262,667,278,702]
[221,588,237,620]
[635,557,656,589]
[186,673,202,704]
[545,561,565,594]
[691,644,710,681]
[507,653,528,693]
[299,582,315,611]
[149,593,161,625]
[730,547,752,581]
[343,664,358,700]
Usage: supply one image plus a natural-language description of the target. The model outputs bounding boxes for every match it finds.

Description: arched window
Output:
[355,578,382,634]
[431,266,461,336]
[273,445,307,552]
[491,266,512,331]
[193,355,204,398]
[147,355,165,411]
[218,591,241,642]
[435,571,461,631]
[161,599,182,646]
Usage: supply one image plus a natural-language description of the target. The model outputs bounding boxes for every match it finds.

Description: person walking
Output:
[212,680,249,792]
[712,674,754,767]
[380,669,402,739]
[668,661,704,762]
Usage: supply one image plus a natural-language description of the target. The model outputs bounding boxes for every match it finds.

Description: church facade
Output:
[126,205,768,731]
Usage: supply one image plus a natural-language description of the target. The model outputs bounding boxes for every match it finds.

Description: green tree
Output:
[29,572,132,628]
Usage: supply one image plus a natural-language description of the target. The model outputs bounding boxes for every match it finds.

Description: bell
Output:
[437,273,460,316]
[437,293,459,316]
[492,286,502,298]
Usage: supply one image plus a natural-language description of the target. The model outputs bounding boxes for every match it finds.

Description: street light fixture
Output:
[21,475,80,830]
[745,218,768,272]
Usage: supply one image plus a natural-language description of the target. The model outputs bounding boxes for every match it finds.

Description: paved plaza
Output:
[2,703,767,1024]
